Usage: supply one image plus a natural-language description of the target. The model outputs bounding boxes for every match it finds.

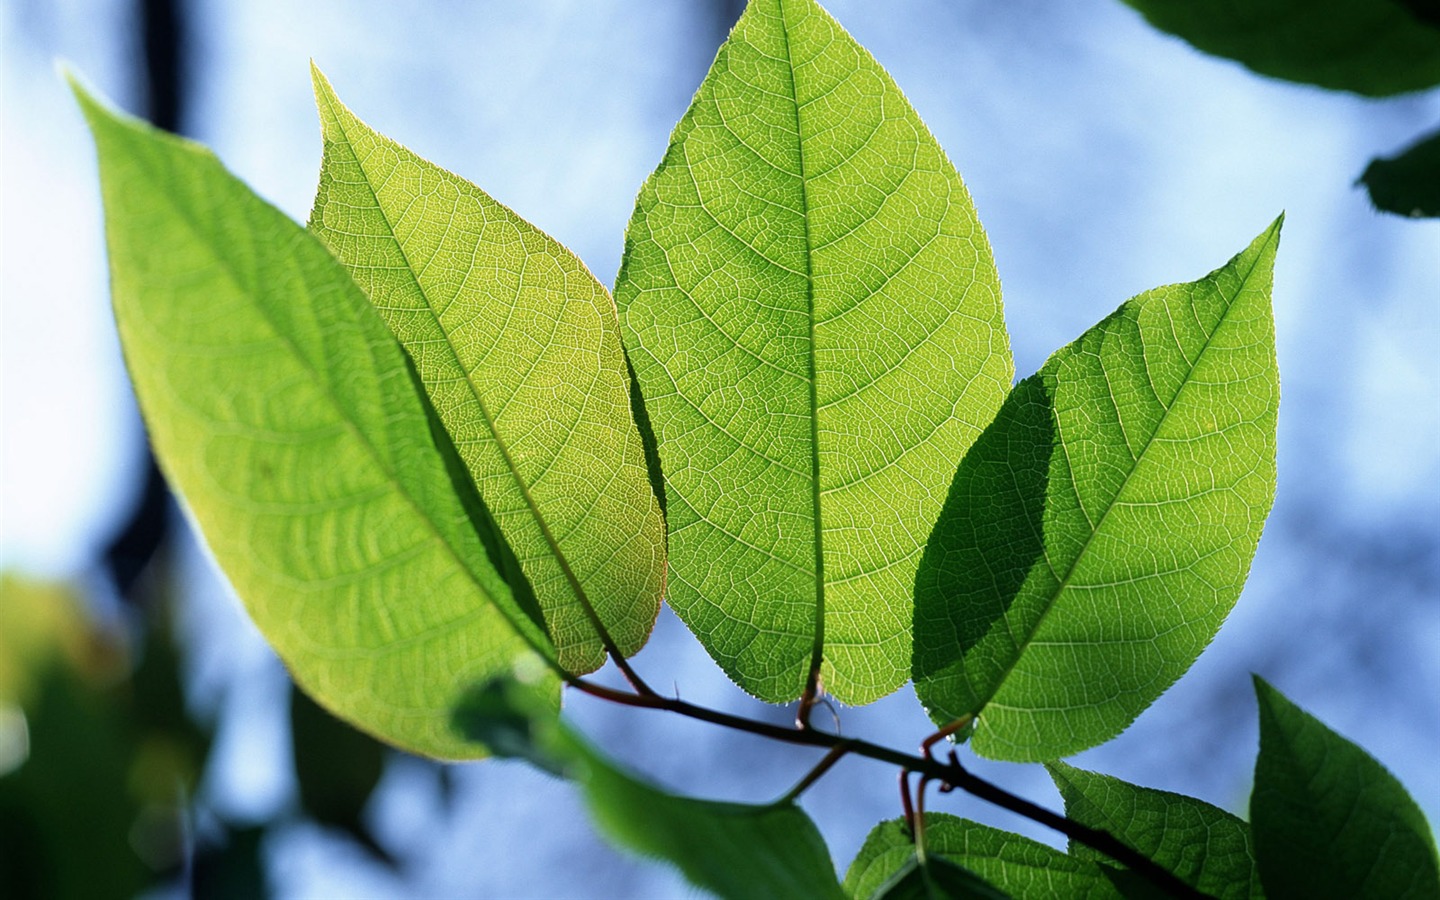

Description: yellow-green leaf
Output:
[308,69,665,675]
[73,76,556,760]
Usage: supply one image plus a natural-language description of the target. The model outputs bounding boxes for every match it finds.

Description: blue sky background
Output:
[3,0,1438,896]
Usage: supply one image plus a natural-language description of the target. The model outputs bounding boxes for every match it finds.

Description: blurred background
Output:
[2,0,1437,896]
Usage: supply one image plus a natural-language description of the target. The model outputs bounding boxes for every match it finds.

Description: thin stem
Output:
[567,677,1209,900]
[913,774,933,862]
[921,715,972,758]
[899,770,916,834]
[796,673,821,729]
[609,649,658,698]
[780,744,849,803]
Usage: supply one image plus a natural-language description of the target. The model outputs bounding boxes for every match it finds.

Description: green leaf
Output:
[1048,762,1261,899]
[1119,0,1440,96]
[71,76,558,760]
[308,68,666,675]
[290,684,392,865]
[1250,677,1440,899]
[914,220,1281,761]
[870,855,1012,900]
[845,814,1117,900]
[453,681,847,900]
[614,0,1012,704]
[1359,126,1440,218]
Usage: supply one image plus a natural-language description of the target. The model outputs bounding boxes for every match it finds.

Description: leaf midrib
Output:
[775,0,828,690]
[317,93,619,665]
[975,233,1273,718]
[119,128,552,664]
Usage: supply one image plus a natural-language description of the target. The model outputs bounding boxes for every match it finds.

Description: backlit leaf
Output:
[1049,762,1261,899]
[845,814,1116,900]
[309,69,665,674]
[74,77,557,760]
[914,221,1281,760]
[615,0,1011,704]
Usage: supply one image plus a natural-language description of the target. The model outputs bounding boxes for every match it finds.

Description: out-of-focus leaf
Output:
[290,683,393,866]
[0,574,93,706]
[0,574,208,896]
[454,681,847,900]
[914,221,1281,761]
[1251,677,1440,899]
[0,668,150,900]
[1398,0,1440,28]
[72,75,560,760]
[845,814,1118,900]
[1359,127,1440,218]
[1048,762,1261,899]
[193,826,269,900]
[1119,0,1440,96]
[309,69,666,675]
[615,0,1012,704]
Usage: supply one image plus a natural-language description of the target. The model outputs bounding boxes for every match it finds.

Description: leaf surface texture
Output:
[75,80,555,759]
[616,0,1011,703]
[309,70,666,673]
[914,222,1281,760]
[845,814,1116,899]
[1049,762,1261,899]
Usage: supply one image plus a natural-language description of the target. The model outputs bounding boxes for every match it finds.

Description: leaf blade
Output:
[73,77,556,760]
[454,681,847,900]
[616,0,1011,703]
[1120,0,1440,96]
[1048,762,1261,899]
[845,814,1117,900]
[915,221,1282,760]
[1251,677,1440,899]
[1359,125,1440,218]
[308,69,666,674]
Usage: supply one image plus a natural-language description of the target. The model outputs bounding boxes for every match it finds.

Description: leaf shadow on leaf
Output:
[405,354,550,645]
[623,346,668,522]
[911,375,1054,718]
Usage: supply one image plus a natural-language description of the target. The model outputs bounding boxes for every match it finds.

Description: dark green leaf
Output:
[1359,127,1440,218]
[454,681,847,900]
[872,854,1012,900]
[193,827,270,900]
[1119,0,1440,96]
[1048,762,1261,899]
[845,815,1118,900]
[1251,677,1440,899]
[290,684,392,866]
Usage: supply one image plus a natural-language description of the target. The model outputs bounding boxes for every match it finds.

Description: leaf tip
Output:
[309,61,345,136]
[308,59,332,97]
[1251,674,1288,718]
[1255,213,1284,255]
[61,64,111,128]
